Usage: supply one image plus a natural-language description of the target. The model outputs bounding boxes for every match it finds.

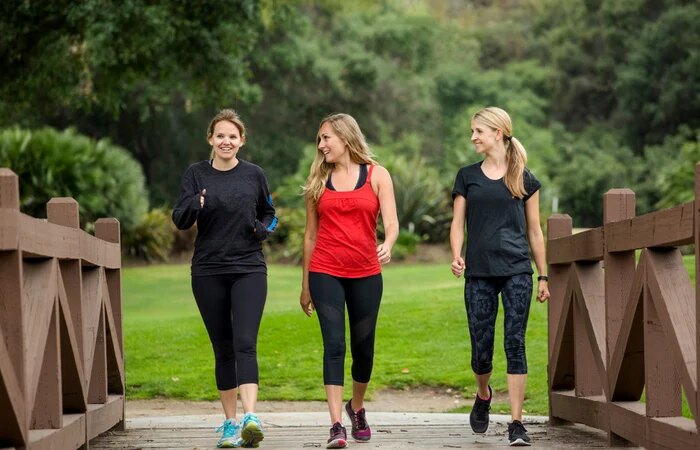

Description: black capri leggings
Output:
[309,272,383,386]
[191,272,267,390]
[464,274,532,375]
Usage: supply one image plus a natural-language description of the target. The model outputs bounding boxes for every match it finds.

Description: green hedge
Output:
[0,126,148,230]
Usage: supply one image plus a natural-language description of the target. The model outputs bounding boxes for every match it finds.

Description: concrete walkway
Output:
[90,412,641,449]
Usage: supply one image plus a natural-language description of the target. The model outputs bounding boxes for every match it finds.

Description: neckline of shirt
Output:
[207,158,242,173]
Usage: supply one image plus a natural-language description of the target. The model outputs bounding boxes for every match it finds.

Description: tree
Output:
[0,0,263,125]
[615,5,700,148]
[1,0,270,205]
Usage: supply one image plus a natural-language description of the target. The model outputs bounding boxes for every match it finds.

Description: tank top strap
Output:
[366,164,375,184]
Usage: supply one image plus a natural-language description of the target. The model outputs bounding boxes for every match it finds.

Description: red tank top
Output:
[309,165,381,278]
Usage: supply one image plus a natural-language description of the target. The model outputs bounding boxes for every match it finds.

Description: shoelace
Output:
[354,409,368,430]
[216,420,239,438]
[331,422,345,435]
[509,421,527,436]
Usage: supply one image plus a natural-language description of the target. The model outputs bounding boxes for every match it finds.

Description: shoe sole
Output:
[241,423,264,448]
[469,419,489,434]
[326,438,347,449]
[469,411,489,434]
[217,440,238,448]
[509,438,531,446]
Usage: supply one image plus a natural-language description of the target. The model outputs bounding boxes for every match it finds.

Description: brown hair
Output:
[206,109,246,160]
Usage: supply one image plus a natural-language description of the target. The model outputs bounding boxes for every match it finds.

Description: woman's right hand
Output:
[199,189,206,208]
[300,289,315,317]
[451,256,465,278]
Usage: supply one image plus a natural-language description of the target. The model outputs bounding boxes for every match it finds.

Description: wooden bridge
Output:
[545,166,700,448]
[0,168,124,449]
[1,164,699,449]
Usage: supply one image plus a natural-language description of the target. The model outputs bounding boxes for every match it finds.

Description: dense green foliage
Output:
[0,127,148,229]
[2,0,699,237]
[123,208,176,262]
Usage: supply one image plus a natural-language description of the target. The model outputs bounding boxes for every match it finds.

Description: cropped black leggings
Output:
[191,272,267,390]
[464,274,532,375]
[309,272,383,386]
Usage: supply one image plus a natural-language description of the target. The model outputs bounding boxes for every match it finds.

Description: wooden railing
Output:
[0,168,124,449]
[547,165,700,449]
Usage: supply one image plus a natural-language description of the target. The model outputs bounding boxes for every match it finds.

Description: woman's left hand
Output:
[537,280,550,303]
[377,243,392,265]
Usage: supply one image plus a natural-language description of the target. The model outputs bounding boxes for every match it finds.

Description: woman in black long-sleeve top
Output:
[172,109,277,449]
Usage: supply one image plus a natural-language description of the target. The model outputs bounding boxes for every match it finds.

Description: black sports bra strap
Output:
[326,164,368,191]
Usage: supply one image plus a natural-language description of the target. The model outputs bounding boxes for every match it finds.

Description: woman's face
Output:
[470,119,500,154]
[209,120,244,162]
[317,122,347,164]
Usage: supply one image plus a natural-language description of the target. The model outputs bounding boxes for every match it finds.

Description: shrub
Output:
[266,206,306,264]
[123,208,175,263]
[391,229,421,261]
[382,153,452,243]
[0,126,148,230]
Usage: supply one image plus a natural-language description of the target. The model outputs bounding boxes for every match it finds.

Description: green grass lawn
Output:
[123,263,548,415]
[123,256,695,417]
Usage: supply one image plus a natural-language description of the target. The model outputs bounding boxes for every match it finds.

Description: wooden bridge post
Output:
[47,198,86,414]
[603,189,637,445]
[94,217,124,431]
[603,189,636,371]
[0,168,27,447]
[547,214,572,424]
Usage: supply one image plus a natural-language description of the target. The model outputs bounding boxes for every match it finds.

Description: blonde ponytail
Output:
[505,136,527,199]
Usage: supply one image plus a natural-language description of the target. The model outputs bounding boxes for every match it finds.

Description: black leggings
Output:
[191,272,267,390]
[464,274,532,375]
[309,272,383,386]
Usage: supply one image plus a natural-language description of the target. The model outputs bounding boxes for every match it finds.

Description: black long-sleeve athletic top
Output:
[172,159,278,276]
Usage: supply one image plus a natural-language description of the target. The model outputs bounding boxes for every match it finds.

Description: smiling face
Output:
[317,121,347,164]
[470,119,501,155]
[208,120,245,163]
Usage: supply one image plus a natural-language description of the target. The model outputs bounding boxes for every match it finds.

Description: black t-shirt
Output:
[172,160,277,276]
[452,161,541,277]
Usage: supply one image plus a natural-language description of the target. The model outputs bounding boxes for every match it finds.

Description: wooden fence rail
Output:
[547,165,700,449]
[0,168,124,450]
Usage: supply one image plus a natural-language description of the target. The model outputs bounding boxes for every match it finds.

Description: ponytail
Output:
[472,107,527,199]
[504,136,527,199]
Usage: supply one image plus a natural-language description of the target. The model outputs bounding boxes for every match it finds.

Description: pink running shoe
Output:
[326,422,347,449]
[345,400,371,441]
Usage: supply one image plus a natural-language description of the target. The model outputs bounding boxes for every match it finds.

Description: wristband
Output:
[537,275,549,282]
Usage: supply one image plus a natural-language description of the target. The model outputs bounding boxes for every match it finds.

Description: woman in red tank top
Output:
[300,113,399,449]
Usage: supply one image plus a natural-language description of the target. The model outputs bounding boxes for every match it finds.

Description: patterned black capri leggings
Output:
[464,274,532,375]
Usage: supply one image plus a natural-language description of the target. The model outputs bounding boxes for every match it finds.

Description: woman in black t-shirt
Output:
[449,106,549,447]
[172,109,277,449]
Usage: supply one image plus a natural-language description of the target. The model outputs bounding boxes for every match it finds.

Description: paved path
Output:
[90,412,641,449]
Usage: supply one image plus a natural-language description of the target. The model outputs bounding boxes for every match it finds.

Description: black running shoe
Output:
[326,422,347,449]
[469,385,492,434]
[508,420,531,446]
[344,400,371,441]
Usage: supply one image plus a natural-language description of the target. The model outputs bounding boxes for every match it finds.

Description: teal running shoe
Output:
[241,412,264,448]
[216,418,242,448]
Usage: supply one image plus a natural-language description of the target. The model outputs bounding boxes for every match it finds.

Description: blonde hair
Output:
[472,107,527,199]
[303,113,377,203]
[206,109,246,160]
